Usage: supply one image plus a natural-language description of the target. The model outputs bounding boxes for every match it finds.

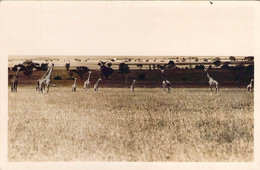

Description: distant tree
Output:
[213,57,221,62]
[229,56,236,61]
[76,66,90,79]
[23,67,33,79]
[119,63,130,84]
[195,65,205,69]
[195,59,199,62]
[221,63,230,69]
[100,65,114,79]
[208,65,212,69]
[137,64,143,69]
[244,56,254,62]
[40,63,49,70]
[167,60,175,69]
[22,60,35,79]
[213,60,221,67]
[119,63,130,74]
[35,63,48,70]
[157,64,167,70]
[65,63,70,71]
[107,62,112,68]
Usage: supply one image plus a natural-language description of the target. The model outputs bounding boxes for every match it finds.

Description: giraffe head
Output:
[133,79,136,83]
[98,78,102,81]
[160,69,165,73]
[89,71,92,74]
[204,68,208,72]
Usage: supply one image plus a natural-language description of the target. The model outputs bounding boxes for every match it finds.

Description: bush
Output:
[54,75,62,80]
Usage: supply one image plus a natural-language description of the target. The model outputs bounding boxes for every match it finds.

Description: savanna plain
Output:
[8,87,254,161]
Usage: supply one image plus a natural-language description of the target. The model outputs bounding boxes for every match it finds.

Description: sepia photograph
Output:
[1,1,259,170]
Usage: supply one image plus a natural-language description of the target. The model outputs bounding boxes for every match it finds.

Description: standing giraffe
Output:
[11,67,21,92]
[130,79,136,93]
[161,69,171,93]
[36,67,50,91]
[204,68,219,94]
[38,63,54,93]
[72,77,77,92]
[94,78,102,91]
[247,79,254,92]
[83,71,92,91]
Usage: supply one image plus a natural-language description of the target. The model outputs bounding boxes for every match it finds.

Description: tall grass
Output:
[8,87,253,161]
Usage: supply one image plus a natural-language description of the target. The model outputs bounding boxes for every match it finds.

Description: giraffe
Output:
[72,77,77,92]
[94,78,102,91]
[38,63,54,93]
[11,67,21,92]
[130,79,136,93]
[161,69,171,93]
[83,71,92,91]
[247,79,254,92]
[204,68,219,94]
[36,67,50,91]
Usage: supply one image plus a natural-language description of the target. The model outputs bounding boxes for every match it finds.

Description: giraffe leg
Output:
[47,84,49,93]
[210,86,213,94]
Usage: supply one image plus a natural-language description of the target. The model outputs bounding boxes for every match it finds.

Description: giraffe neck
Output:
[132,81,135,86]
[74,79,77,84]
[87,72,91,81]
[15,69,20,77]
[206,72,213,80]
[41,68,50,79]
[250,80,253,86]
[45,67,53,79]
[96,80,100,85]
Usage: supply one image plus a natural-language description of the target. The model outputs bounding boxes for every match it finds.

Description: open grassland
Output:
[8,87,254,161]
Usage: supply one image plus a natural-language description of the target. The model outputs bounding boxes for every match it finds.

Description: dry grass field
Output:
[8,86,254,161]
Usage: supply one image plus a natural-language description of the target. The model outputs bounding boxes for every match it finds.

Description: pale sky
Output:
[1,2,255,58]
